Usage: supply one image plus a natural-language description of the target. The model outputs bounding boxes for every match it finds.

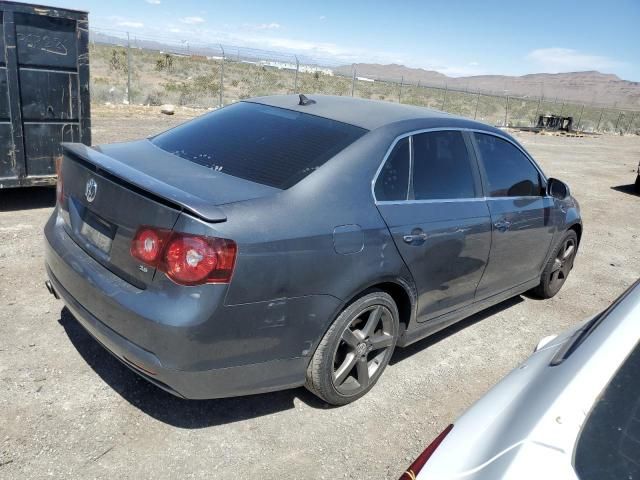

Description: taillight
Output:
[55,157,64,205]
[130,227,237,285]
[399,424,453,480]
[131,227,170,263]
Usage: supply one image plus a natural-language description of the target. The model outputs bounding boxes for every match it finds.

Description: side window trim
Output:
[469,130,547,200]
[461,130,485,198]
[407,135,414,201]
[371,127,548,204]
[373,135,411,202]
[469,130,547,201]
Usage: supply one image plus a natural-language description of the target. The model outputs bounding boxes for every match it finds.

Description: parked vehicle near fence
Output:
[0,1,90,188]
[44,94,582,405]
[399,278,640,480]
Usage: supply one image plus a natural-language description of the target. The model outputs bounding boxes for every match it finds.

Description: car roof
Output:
[246,94,491,131]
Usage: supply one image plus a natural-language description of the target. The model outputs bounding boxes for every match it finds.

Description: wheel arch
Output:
[327,277,417,342]
[568,222,582,246]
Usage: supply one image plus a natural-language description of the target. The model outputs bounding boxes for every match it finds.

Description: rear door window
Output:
[574,342,640,479]
[474,133,541,197]
[412,130,477,200]
[374,137,410,201]
[151,102,367,189]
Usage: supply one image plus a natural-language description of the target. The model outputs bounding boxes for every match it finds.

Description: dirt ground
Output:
[1,105,639,479]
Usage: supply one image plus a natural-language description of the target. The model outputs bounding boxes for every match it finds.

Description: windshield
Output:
[574,342,640,479]
[151,102,367,189]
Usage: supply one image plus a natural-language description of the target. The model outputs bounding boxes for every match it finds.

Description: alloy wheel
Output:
[331,304,395,396]
[549,237,576,292]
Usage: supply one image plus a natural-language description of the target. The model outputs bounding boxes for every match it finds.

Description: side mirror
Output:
[547,178,570,200]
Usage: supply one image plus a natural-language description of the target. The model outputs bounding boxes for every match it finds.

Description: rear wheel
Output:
[305,291,399,405]
[532,230,578,299]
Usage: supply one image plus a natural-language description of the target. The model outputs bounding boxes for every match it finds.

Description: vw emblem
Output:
[85,178,98,203]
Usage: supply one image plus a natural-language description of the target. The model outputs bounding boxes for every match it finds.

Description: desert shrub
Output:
[109,49,128,73]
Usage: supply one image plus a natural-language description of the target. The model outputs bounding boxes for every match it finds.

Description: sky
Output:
[21,0,640,80]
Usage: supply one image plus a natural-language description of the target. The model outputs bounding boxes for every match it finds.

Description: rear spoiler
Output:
[61,143,227,222]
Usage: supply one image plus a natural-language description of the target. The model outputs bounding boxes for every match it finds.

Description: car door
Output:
[471,132,555,298]
[375,129,492,321]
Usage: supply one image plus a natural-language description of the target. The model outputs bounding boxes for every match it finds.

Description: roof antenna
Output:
[298,94,316,106]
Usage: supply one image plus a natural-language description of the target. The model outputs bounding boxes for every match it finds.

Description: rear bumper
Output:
[48,267,306,399]
[44,209,340,399]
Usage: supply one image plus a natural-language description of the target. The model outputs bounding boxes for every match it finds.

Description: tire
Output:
[305,291,399,405]
[531,230,578,299]
[635,175,640,194]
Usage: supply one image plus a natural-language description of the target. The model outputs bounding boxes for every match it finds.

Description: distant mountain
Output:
[335,64,640,109]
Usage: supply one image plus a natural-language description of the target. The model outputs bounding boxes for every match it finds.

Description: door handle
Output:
[494,220,512,232]
[403,232,428,244]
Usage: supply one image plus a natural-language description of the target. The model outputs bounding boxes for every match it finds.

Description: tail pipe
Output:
[45,280,60,299]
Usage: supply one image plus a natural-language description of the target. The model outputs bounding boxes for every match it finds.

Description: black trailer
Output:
[1,2,90,188]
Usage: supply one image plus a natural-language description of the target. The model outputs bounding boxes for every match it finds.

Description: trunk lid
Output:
[59,141,278,288]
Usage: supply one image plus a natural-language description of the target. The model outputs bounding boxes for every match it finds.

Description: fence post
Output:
[294,55,299,93]
[441,85,448,110]
[504,95,509,127]
[596,107,605,132]
[126,32,132,105]
[533,97,542,126]
[351,65,356,97]
[576,104,585,131]
[474,91,480,120]
[559,102,565,116]
[398,76,403,103]
[614,112,624,132]
[625,113,636,134]
[218,44,225,108]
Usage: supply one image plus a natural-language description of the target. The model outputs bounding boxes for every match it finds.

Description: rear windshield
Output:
[151,102,367,189]
[574,342,640,479]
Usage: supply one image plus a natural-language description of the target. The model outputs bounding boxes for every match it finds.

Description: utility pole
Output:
[398,76,403,103]
[441,85,448,111]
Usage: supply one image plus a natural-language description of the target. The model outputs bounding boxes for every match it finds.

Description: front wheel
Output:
[305,291,399,405]
[531,230,578,299]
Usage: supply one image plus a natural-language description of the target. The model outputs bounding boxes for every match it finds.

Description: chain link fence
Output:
[89,28,640,134]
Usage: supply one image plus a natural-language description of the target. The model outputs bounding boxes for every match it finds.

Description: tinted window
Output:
[575,342,640,480]
[412,131,476,200]
[374,137,410,201]
[152,102,367,189]
[475,133,541,197]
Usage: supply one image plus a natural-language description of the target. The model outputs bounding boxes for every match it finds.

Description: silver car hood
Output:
[420,284,640,479]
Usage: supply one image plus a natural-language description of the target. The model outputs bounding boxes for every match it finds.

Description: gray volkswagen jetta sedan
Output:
[44,94,582,405]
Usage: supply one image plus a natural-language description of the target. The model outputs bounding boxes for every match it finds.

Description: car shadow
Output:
[611,184,639,197]
[0,186,56,212]
[58,296,524,427]
[58,307,328,429]
[390,295,524,365]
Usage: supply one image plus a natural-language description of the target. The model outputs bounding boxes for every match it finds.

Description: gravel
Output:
[1,106,638,479]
